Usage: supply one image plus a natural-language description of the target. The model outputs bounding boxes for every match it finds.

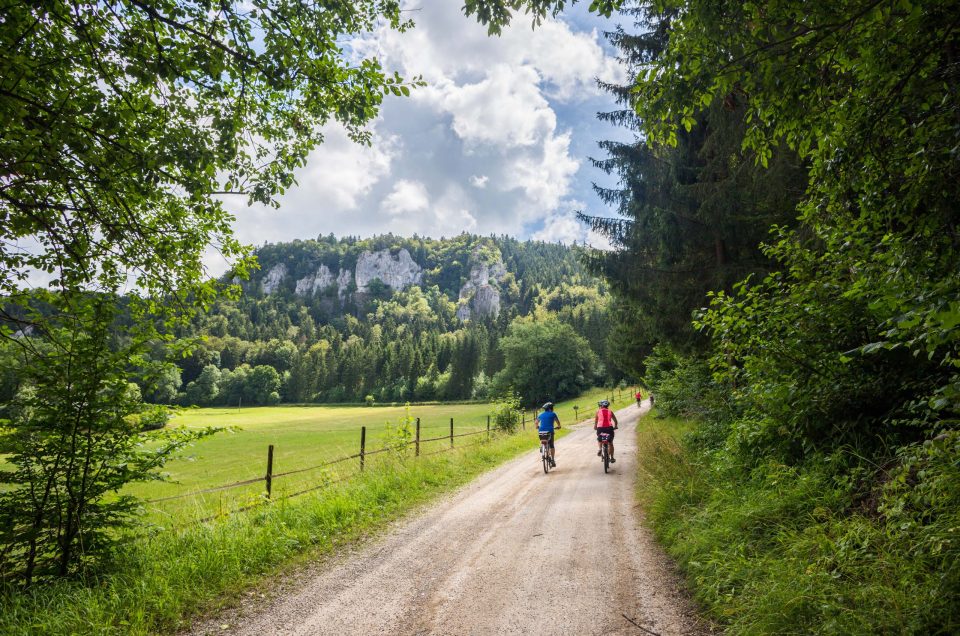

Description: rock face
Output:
[457,253,508,320]
[261,263,287,295]
[337,268,353,299]
[295,264,335,296]
[355,249,423,292]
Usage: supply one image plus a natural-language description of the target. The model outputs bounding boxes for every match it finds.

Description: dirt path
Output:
[191,402,710,636]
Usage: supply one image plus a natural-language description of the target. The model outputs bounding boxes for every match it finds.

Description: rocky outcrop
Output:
[355,249,423,292]
[457,253,508,320]
[295,264,335,296]
[337,268,353,299]
[261,263,287,295]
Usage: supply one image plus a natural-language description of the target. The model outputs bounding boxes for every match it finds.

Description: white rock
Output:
[295,264,335,296]
[355,249,423,292]
[261,263,287,295]
[472,284,501,318]
[337,268,352,298]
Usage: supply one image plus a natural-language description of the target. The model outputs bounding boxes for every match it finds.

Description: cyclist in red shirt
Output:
[635,389,643,406]
[594,400,619,463]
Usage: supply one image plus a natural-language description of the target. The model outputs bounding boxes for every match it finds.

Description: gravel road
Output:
[190,401,710,636]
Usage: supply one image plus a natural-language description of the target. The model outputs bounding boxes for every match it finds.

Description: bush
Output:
[491,391,521,433]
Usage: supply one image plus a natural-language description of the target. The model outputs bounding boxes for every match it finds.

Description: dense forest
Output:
[137,234,617,406]
[563,0,960,631]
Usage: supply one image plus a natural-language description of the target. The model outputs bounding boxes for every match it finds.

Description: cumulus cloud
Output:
[212,0,628,274]
[382,179,429,215]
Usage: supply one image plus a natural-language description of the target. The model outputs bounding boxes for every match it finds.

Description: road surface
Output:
[190,401,709,636]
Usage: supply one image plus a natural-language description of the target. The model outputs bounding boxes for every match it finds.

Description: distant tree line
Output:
[123,234,616,407]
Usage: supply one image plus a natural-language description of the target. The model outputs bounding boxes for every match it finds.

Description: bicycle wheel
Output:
[542,446,550,473]
[602,444,609,473]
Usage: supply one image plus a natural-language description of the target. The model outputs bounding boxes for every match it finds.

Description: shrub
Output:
[491,391,521,433]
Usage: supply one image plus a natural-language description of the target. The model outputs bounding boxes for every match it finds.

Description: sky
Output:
[220,1,633,272]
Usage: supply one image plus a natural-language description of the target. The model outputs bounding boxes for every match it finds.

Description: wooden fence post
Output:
[487,414,491,439]
[449,417,454,448]
[521,411,525,430]
[265,444,274,499]
[415,417,421,457]
[360,426,366,472]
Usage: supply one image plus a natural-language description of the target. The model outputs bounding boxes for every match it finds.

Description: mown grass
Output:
[0,388,608,635]
[634,411,960,635]
[132,388,615,523]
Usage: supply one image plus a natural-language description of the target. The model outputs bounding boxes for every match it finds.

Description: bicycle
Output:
[598,430,612,473]
[539,432,552,473]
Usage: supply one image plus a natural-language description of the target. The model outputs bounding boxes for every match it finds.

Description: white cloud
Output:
[469,174,488,188]
[430,65,555,149]
[298,125,396,210]
[382,179,429,215]
[502,130,579,213]
[225,123,398,246]
[212,0,629,270]
[533,213,585,244]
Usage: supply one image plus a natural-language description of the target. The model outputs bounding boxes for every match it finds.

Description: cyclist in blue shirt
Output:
[537,402,561,467]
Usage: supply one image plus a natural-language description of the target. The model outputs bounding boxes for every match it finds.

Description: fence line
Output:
[145,392,637,525]
[146,417,505,520]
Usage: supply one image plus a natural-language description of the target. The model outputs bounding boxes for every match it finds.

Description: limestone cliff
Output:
[261,263,287,295]
[355,248,423,292]
[295,264,335,296]
[456,251,508,320]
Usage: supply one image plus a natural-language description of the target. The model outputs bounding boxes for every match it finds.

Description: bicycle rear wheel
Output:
[602,444,609,473]
[542,446,550,473]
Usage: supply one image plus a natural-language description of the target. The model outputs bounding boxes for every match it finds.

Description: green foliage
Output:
[491,316,597,405]
[381,405,416,455]
[572,6,806,378]
[0,297,216,584]
[642,346,727,424]
[637,416,960,634]
[160,235,613,405]
[0,0,422,315]
[490,391,522,433]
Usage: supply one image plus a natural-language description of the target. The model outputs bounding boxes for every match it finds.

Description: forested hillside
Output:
[149,234,616,406]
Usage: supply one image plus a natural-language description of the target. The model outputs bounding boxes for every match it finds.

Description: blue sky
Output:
[221,1,633,268]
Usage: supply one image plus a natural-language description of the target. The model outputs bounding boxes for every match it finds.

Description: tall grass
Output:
[635,412,960,635]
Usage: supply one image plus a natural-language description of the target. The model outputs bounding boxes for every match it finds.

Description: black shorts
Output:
[538,430,555,449]
[596,428,615,443]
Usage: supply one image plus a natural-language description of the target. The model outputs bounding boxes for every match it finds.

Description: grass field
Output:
[133,387,627,523]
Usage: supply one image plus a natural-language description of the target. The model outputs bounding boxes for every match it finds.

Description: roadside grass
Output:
[634,410,960,635]
[0,388,610,636]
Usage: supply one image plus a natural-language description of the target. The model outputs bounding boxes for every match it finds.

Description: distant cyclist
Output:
[594,400,619,463]
[537,402,561,467]
[635,389,643,407]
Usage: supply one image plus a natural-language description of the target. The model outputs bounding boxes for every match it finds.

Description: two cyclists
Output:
[534,399,618,467]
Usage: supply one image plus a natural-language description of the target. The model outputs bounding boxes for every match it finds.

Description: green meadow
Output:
[133,387,625,524]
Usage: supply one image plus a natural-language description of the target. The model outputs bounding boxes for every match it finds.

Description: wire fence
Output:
[146,416,500,527]
[145,387,639,528]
